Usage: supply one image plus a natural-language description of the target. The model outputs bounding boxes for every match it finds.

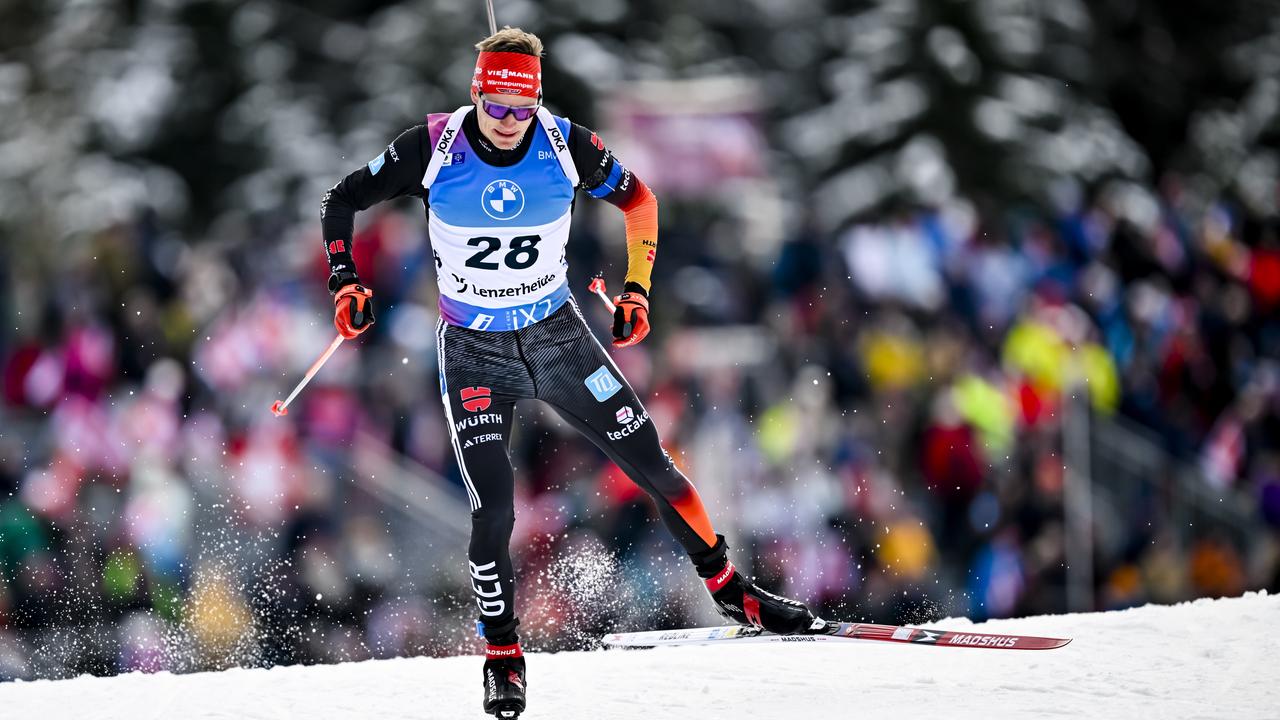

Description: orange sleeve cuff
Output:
[621,179,658,292]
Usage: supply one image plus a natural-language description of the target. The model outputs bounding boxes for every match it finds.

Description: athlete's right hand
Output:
[612,284,650,348]
[330,271,376,339]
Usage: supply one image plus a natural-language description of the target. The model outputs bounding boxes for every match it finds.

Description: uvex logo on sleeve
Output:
[461,386,492,412]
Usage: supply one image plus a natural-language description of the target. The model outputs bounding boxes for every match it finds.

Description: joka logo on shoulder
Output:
[482,179,525,221]
[585,366,622,402]
[461,386,492,412]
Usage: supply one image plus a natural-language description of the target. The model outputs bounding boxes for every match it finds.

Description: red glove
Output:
[333,282,376,340]
[612,287,650,348]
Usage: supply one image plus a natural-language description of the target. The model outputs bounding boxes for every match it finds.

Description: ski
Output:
[601,619,1071,650]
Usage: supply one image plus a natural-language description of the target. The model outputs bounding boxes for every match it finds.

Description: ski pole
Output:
[270,333,345,417]
[587,277,616,313]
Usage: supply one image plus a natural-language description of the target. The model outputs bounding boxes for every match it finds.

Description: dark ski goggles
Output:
[480,95,541,122]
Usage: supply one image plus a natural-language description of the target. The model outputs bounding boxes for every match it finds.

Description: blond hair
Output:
[475,27,544,57]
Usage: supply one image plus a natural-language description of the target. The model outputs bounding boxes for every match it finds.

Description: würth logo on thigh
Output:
[461,386,492,412]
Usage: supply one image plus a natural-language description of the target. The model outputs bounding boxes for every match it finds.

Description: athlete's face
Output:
[472,89,538,150]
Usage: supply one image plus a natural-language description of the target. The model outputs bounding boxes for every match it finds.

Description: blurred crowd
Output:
[1,165,1277,681]
[3,0,1280,683]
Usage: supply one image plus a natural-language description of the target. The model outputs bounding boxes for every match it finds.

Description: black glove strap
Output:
[622,281,648,298]
[328,270,361,295]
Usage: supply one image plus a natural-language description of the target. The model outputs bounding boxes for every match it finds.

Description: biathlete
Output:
[319,27,815,719]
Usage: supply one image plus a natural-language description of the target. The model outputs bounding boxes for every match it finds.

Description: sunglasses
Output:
[480,95,541,122]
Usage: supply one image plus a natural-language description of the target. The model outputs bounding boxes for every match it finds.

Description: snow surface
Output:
[2,592,1277,719]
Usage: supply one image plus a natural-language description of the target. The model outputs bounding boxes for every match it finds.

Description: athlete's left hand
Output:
[612,284,650,348]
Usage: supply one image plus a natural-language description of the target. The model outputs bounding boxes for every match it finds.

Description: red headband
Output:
[473,51,542,99]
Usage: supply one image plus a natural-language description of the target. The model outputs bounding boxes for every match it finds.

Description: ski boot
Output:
[482,641,526,719]
[692,536,816,635]
[704,560,815,634]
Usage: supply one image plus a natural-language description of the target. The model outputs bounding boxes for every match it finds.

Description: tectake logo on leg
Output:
[615,406,635,424]
[461,386,492,412]
[607,410,649,441]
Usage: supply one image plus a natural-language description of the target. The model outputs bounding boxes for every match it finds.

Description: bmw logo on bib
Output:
[482,179,525,221]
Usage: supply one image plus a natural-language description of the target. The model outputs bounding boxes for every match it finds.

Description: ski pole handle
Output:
[587,277,616,313]
[271,333,345,417]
